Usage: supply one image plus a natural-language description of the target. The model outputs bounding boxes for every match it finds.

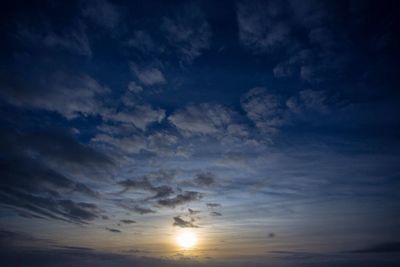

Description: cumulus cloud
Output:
[162,3,211,62]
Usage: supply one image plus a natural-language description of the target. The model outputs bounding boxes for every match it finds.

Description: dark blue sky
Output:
[0,0,399,266]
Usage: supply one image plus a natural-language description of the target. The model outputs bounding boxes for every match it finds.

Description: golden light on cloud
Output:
[176,229,197,249]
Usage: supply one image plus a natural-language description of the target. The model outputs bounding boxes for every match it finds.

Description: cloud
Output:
[126,31,163,54]
[81,0,120,29]
[168,103,234,136]
[188,208,200,215]
[286,89,330,114]
[162,3,211,62]
[240,87,286,134]
[348,242,400,253]
[126,206,155,215]
[105,227,121,233]
[17,21,92,56]
[103,105,166,131]
[237,0,290,53]
[210,211,222,216]
[172,216,198,228]
[120,219,136,224]
[158,191,203,208]
[1,71,109,119]
[193,172,216,187]
[127,81,143,93]
[0,188,100,223]
[130,63,166,86]
[117,178,174,199]
[206,203,221,208]
[0,128,114,223]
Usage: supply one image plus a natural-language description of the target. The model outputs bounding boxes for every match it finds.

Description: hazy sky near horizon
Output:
[0,0,399,266]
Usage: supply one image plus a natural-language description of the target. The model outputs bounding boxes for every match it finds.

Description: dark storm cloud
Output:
[172,216,198,228]
[348,242,400,253]
[120,219,136,224]
[158,191,203,208]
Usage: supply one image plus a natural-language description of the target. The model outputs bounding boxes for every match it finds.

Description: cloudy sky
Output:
[0,0,399,266]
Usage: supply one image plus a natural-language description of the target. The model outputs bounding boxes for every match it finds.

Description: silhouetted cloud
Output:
[193,172,215,187]
[348,242,400,253]
[158,191,203,208]
[188,208,200,215]
[206,203,221,208]
[106,227,121,233]
[172,216,198,228]
[120,219,136,224]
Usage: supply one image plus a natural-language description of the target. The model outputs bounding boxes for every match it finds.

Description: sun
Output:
[176,229,197,249]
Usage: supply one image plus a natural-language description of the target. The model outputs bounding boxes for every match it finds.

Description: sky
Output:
[0,0,400,266]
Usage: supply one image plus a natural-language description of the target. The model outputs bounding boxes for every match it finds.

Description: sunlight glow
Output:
[176,230,197,249]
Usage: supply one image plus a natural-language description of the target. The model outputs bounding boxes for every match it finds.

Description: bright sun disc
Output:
[176,230,197,249]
